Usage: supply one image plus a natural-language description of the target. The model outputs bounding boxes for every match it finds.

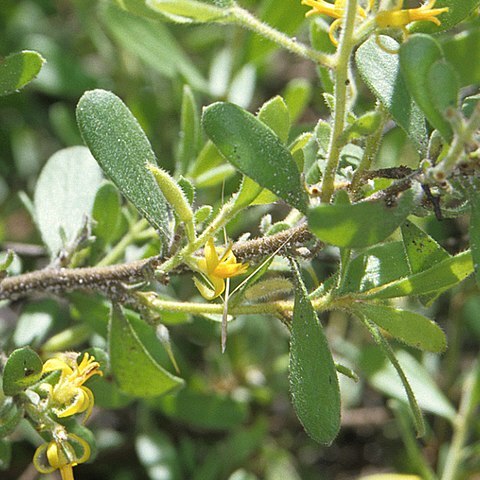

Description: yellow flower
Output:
[301,0,371,45]
[193,238,248,300]
[33,431,90,480]
[302,0,349,19]
[376,0,448,29]
[41,352,102,422]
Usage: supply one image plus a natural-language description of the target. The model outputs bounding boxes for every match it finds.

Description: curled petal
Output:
[204,238,220,274]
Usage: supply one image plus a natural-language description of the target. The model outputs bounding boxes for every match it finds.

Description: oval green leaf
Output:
[33,146,103,258]
[356,303,446,353]
[2,347,43,396]
[289,262,340,444]
[308,189,414,248]
[203,102,308,213]
[109,305,184,398]
[399,34,454,141]
[76,89,171,242]
[443,28,480,87]
[0,50,45,96]
[356,36,426,153]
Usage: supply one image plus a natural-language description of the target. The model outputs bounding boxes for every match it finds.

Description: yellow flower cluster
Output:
[301,0,448,45]
[41,352,102,421]
[33,352,102,480]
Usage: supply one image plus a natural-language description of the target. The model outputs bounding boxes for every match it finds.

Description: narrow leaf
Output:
[146,0,234,23]
[109,305,184,397]
[355,303,446,353]
[76,89,171,241]
[0,50,45,96]
[358,317,425,436]
[467,184,480,286]
[360,347,455,420]
[102,3,207,91]
[203,102,308,213]
[401,220,450,304]
[363,250,473,299]
[289,261,340,444]
[308,190,415,248]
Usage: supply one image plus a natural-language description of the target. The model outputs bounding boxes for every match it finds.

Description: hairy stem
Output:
[230,5,335,69]
[321,0,359,203]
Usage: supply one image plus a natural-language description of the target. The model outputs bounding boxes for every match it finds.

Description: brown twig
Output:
[0,224,316,302]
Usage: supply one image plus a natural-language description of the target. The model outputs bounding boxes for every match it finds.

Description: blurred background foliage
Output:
[1,0,480,479]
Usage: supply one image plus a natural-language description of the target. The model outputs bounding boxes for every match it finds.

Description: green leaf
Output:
[363,250,474,299]
[355,36,426,153]
[466,183,480,287]
[0,439,11,471]
[355,303,446,353]
[360,347,455,420]
[233,176,264,210]
[427,60,459,116]
[283,78,312,124]
[0,50,45,96]
[33,146,103,258]
[146,0,234,23]
[400,34,456,141]
[154,388,248,430]
[76,89,171,241]
[0,398,23,438]
[13,300,58,348]
[102,3,207,91]
[2,347,43,396]
[177,85,200,175]
[401,221,450,273]
[92,182,122,246]
[109,305,184,397]
[308,189,415,248]
[442,27,480,87]
[257,96,290,143]
[289,261,340,444]
[409,0,480,34]
[401,220,450,304]
[338,242,410,294]
[203,102,308,213]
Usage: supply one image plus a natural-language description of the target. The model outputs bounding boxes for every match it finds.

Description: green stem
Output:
[138,293,334,318]
[97,219,152,267]
[230,5,335,69]
[441,362,480,480]
[321,0,359,203]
